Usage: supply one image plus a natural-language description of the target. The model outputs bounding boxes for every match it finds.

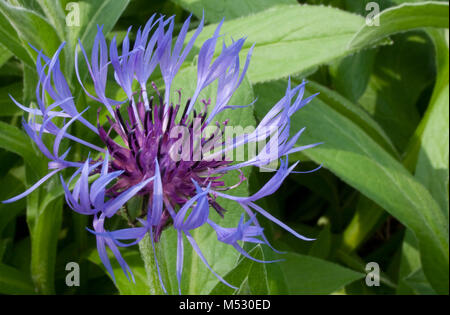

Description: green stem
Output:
[138,234,166,295]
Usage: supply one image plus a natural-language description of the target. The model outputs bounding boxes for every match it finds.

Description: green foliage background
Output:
[0,0,448,295]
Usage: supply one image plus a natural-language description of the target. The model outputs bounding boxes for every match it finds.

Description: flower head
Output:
[3,14,321,294]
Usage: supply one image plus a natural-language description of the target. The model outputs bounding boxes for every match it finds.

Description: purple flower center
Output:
[98,85,240,240]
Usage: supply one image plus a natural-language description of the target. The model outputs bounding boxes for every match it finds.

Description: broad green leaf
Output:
[35,0,66,40]
[209,246,257,295]
[344,0,393,15]
[209,245,288,295]
[329,50,376,103]
[280,252,364,294]
[0,42,13,68]
[348,1,449,50]
[0,121,40,171]
[65,0,130,51]
[302,0,344,5]
[403,268,436,295]
[308,225,332,259]
[247,246,287,295]
[415,84,449,215]
[4,0,45,13]
[0,263,35,294]
[306,81,400,158]
[171,0,297,23]
[35,0,130,80]
[390,0,448,3]
[413,29,449,217]
[396,28,449,295]
[358,32,436,152]
[187,5,367,83]
[254,79,449,294]
[397,230,422,294]
[0,6,35,67]
[29,197,62,294]
[397,230,436,294]
[138,234,170,295]
[87,248,150,295]
[139,195,244,295]
[19,161,65,295]
[343,0,449,15]
[0,1,61,63]
[0,1,130,81]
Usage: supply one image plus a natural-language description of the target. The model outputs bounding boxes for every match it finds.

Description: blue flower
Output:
[3,14,321,294]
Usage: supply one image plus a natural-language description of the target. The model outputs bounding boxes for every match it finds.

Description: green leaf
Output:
[19,162,65,295]
[358,31,436,152]
[305,81,400,158]
[37,0,130,80]
[396,230,436,294]
[254,79,449,294]
[0,263,35,294]
[343,0,450,16]
[329,49,376,103]
[29,197,63,294]
[187,5,366,83]
[0,121,40,171]
[279,252,364,294]
[171,0,297,23]
[0,0,130,80]
[208,246,258,295]
[138,234,170,295]
[0,7,35,67]
[398,30,448,293]
[343,0,390,15]
[247,246,287,295]
[348,1,449,50]
[87,248,150,295]
[308,225,332,259]
[209,245,288,295]
[4,0,45,13]
[413,29,449,217]
[65,0,130,51]
[35,0,66,40]
[0,1,61,63]
[0,42,13,68]
[415,84,449,215]
[397,28,449,295]
[403,268,436,295]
